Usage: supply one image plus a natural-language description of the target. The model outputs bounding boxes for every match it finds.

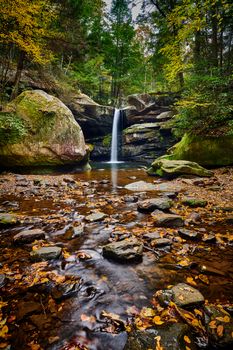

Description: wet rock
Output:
[163,191,178,199]
[63,224,84,240]
[224,216,233,224]
[204,305,233,348]
[30,246,62,261]
[2,201,19,209]
[202,233,216,243]
[178,229,200,240]
[0,213,19,226]
[17,301,42,321]
[152,211,184,227]
[51,280,81,300]
[172,283,204,307]
[29,314,52,330]
[124,195,138,203]
[103,238,143,262]
[157,289,174,306]
[85,211,107,222]
[151,238,172,247]
[124,323,189,350]
[143,232,161,240]
[137,197,172,213]
[125,181,157,192]
[182,197,207,208]
[0,274,6,288]
[186,212,201,224]
[13,228,46,244]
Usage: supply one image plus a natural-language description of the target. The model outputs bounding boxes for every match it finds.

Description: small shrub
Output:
[0,113,27,145]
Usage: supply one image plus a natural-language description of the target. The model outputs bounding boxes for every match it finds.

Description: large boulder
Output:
[0,90,87,167]
[148,158,213,177]
[167,133,233,166]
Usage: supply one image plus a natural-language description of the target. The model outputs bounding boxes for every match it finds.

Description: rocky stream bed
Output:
[0,165,233,350]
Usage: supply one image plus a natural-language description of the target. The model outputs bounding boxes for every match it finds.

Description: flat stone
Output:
[0,213,19,226]
[202,233,216,243]
[152,211,184,227]
[0,274,6,288]
[30,246,62,261]
[178,229,200,240]
[151,238,172,247]
[14,229,46,244]
[51,281,81,300]
[63,224,84,240]
[124,323,189,350]
[103,238,143,262]
[125,181,156,192]
[182,197,207,208]
[143,232,161,240]
[172,283,204,307]
[85,211,107,222]
[137,197,172,213]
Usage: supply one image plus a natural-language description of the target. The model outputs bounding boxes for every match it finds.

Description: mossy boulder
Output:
[167,133,233,166]
[148,159,213,177]
[0,90,87,167]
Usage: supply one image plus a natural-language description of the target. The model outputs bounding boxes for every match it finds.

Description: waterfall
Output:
[110,108,121,163]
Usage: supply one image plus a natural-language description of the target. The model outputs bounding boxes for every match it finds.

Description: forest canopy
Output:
[0,0,232,133]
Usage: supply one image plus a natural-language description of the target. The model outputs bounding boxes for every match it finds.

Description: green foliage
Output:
[0,113,27,145]
[175,72,233,136]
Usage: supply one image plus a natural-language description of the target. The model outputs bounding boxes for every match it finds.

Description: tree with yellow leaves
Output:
[0,0,57,99]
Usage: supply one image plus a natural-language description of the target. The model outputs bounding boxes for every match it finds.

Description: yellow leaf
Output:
[191,319,199,327]
[154,335,164,350]
[184,335,191,344]
[140,307,155,318]
[198,274,209,285]
[153,316,164,325]
[0,325,8,339]
[217,324,224,337]
[194,309,203,317]
[186,277,197,286]
[216,316,230,323]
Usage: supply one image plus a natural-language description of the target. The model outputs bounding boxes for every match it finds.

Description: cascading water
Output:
[110,108,121,163]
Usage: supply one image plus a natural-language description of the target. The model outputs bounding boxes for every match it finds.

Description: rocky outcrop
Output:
[0,90,87,167]
[148,159,213,177]
[166,133,233,166]
[122,118,177,163]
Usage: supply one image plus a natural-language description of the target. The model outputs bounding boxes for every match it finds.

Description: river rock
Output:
[178,229,200,240]
[0,90,87,167]
[151,238,172,247]
[0,213,19,226]
[148,159,213,177]
[171,283,204,307]
[103,238,143,262]
[17,301,42,321]
[125,181,156,192]
[137,197,172,213]
[143,232,161,240]
[30,246,62,261]
[204,305,233,348]
[13,228,46,244]
[0,274,6,288]
[124,323,189,350]
[152,211,184,227]
[182,197,207,208]
[51,280,81,300]
[85,211,107,222]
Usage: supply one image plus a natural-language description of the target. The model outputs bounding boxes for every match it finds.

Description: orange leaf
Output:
[153,316,164,325]
[184,335,191,344]
[217,325,224,337]
[186,277,197,286]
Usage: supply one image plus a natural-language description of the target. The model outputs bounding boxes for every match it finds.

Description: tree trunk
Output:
[11,51,25,100]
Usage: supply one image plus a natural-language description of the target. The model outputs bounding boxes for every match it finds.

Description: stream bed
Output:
[0,163,233,350]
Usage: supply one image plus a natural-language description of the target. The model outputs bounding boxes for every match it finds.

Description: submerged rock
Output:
[137,197,173,213]
[30,246,62,261]
[125,181,157,192]
[14,228,45,244]
[103,238,143,262]
[152,211,184,227]
[148,159,213,177]
[124,323,189,350]
[51,280,81,300]
[0,274,6,288]
[0,90,87,167]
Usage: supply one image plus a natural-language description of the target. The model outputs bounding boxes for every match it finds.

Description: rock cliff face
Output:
[0,90,87,167]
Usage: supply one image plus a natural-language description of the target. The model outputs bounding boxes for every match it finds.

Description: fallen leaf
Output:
[184,335,191,344]
[186,277,197,286]
[217,324,224,337]
[153,316,164,325]
[216,316,230,323]
[209,320,217,329]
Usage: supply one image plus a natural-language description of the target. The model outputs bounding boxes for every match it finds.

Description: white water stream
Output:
[110,108,121,163]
